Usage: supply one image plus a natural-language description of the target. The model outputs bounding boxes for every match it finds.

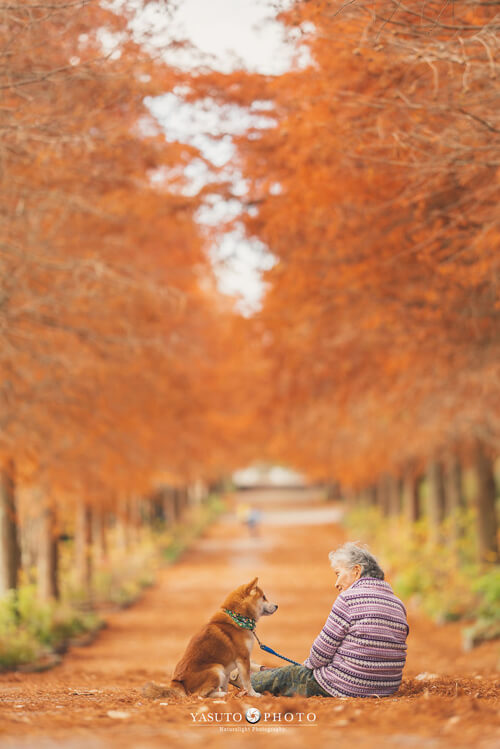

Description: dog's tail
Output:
[141,680,186,699]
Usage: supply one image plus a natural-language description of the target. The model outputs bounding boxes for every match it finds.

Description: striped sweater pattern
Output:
[303,577,409,698]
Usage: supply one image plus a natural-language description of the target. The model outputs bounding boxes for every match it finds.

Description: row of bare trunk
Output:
[350,441,498,563]
[0,473,195,599]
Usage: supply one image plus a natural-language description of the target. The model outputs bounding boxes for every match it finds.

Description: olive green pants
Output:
[250,664,330,697]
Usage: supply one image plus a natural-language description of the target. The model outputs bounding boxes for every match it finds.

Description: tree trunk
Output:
[130,498,142,545]
[445,452,465,545]
[116,497,131,550]
[180,487,189,515]
[75,501,92,595]
[189,480,204,507]
[365,485,377,507]
[141,498,153,527]
[0,460,21,594]
[377,475,391,516]
[387,475,402,515]
[19,496,38,581]
[373,478,385,514]
[473,441,499,564]
[403,472,421,524]
[92,509,108,566]
[173,488,183,522]
[326,482,341,501]
[163,490,176,527]
[38,503,59,601]
[426,460,446,543]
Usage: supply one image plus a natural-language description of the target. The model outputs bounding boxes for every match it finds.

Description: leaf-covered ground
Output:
[0,489,498,748]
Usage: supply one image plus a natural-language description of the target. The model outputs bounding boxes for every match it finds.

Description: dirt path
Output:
[0,489,498,748]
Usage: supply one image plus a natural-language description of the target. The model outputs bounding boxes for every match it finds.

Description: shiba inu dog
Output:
[143,578,277,699]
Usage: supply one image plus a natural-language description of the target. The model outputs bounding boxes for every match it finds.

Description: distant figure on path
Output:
[236,503,261,537]
[250,542,409,697]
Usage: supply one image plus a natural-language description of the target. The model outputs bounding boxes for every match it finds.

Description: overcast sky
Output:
[164,0,295,74]
[140,0,300,312]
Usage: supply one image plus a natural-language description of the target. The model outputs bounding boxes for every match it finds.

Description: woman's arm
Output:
[303,594,351,669]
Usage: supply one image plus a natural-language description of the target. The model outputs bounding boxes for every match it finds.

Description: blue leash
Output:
[252,630,301,667]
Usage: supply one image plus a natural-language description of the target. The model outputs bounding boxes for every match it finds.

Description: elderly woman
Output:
[250,542,409,698]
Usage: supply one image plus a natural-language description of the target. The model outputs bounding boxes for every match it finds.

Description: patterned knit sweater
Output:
[303,577,409,697]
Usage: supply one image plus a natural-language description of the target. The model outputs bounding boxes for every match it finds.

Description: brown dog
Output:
[144,578,277,699]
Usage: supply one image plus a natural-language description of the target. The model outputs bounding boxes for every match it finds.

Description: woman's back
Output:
[312,577,409,697]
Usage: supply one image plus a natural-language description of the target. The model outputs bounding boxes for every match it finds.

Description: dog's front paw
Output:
[248,690,262,697]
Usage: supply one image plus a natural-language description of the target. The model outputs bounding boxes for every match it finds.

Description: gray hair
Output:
[328,542,384,580]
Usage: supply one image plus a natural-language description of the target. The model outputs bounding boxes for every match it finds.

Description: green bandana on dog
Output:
[223,608,256,630]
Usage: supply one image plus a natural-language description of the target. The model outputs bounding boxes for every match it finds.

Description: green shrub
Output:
[0,628,41,670]
[0,492,225,670]
[0,584,102,670]
[16,585,54,645]
[473,567,500,621]
[344,505,499,641]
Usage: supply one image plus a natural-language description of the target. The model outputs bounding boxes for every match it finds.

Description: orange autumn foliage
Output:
[1,0,498,510]
[0,1,258,508]
[183,0,500,486]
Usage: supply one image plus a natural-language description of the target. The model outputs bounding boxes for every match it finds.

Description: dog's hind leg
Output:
[230,660,263,688]
[199,666,228,698]
[229,663,243,689]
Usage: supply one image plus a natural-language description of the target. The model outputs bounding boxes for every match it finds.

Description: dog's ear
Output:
[246,577,258,591]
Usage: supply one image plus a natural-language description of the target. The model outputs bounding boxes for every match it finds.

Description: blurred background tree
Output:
[0,0,498,661]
